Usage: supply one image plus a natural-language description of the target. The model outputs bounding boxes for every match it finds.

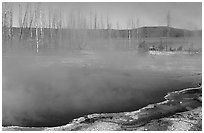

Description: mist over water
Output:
[2,51,201,127]
[2,2,202,129]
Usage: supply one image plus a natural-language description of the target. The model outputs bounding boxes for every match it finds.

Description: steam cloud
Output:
[2,53,201,127]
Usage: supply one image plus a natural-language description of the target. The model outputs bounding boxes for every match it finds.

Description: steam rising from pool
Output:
[2,52,201,127]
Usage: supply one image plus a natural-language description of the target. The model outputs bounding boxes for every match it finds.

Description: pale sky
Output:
[10,2,202,30]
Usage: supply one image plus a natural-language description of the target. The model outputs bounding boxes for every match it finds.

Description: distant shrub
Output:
[158,42,164,51]
[177,46,183,51]
[138,41,148,52]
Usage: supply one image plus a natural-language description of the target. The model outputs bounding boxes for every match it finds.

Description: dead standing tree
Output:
[2,3,14,52]
[33,3,41,53]
[52,10,60,49]
[2,3,9,50]
[19,4,29,40]
[9,4,13,42]
[166,11,171,51]
[136,18,140,44]
[28,3,34,39]
[33,3,46,53]
[94,12,97,29]
[57,9,63,49]
[107,15,111,38]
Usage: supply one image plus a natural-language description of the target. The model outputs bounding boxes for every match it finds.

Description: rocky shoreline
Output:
[3,86,202,131]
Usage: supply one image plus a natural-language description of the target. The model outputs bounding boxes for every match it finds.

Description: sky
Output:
[8,2,202,30]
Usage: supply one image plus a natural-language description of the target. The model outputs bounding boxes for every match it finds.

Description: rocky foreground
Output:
[3,86,202,131]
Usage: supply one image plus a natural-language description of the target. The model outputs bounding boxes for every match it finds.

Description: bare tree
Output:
[18,4,22,28]
[106,16,111,29]
[9,4,13,40]
[167,11,171,27]
[57,9,63,48]
[100,15,104,29]
[48,8,53,41]
[166,11,171,50]
[94,12,97,29]
[136,18,140,43]
[131,18,135,29]
[2,3,9,52]
[2,3,7,28]
[19,3,29,40]
[28,3,34,38]
[116,22,120,29]
[2,2,13,51]
[89,11,93,29]
[33,3,41,53]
